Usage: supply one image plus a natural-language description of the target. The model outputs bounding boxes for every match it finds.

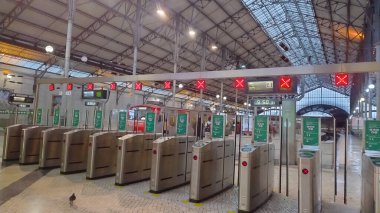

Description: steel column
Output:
[377,44,380,120]
[199,34,207,108]
[132,0,141,104]
[172,16,180,105]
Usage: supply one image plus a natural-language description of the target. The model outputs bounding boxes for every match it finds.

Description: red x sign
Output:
[279,76,292,90]
[164,81,171,89]
[335,73,348,87]
[110,82,117,91]
[234,78,245,89]
[135,82,142,91]
[67,83,73,91]
[49,83,55,91]
[196,80,205,90]
[86,83,94,91]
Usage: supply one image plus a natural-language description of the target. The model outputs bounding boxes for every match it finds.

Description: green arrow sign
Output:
[94,110,103,129]
[53,108,60,126]
[254,115,268,143]
[302,117,320,146]
[36,108,42,124]
[212,115,225,139]
[118,111,127,131]
[176,113,188,135]
[365,120,380,152]
[72,109,80,128]
[145,112,156,133]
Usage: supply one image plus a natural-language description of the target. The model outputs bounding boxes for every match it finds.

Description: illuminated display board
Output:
[251,98,280,106]
[82,90,108,100]
[247,80,274,93]
[246,77,297,94]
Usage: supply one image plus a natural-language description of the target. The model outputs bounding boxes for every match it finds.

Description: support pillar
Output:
[199,34,207,109]
[132,0,141,105]
[172,16,180,105]
[281,99,296,165]
[376,43,380,120]
[220,81,223,113]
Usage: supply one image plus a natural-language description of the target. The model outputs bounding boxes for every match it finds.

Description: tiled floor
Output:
[0,131,362,212]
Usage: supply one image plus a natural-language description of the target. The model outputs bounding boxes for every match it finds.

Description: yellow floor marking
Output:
[181,200,190,204]
[193,203,203,207]
[227,211,236,213]
[151,193,160,197]
[143,191,149,194]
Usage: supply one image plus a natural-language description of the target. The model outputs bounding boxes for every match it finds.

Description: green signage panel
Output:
[145,112,156,133]
[36,108,42,124]
[212,115,225,139]
[254,115,268,143]
[365,120,380,151]
[302,117,320,146]
[176,113,188,135]
[53,108,60,126]
[118,111,127,131]
[72,109,80,128]
[94,110,103,129]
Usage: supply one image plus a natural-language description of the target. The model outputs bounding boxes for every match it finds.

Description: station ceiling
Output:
[0,0,368,104]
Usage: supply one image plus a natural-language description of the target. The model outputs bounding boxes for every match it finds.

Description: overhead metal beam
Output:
[37,61,380,84]
[0,0,33,32]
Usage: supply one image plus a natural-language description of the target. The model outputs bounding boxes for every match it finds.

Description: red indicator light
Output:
[242,161,248,167]
[110,82,117,91]
[196,80,205,90]
[49,84,55,91]
[279,76,292,90]
[234,78,245,89]
[302,168,309,175]
[67,83,73,91]
[193,155,198,160]
[135,82,142,91]
[164,81,171,89]
[87,83,94,90]
[335,73,348,87]
[153,150,157,155]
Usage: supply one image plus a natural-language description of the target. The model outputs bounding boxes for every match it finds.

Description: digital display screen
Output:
[247,80,274,93]
[8,95,34,103]
[82,90,108,100]
[83,91,94,98]
[85,101,98,106]
[251,99,279,106]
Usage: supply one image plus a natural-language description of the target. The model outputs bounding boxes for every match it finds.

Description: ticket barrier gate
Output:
[19,126,50,164]
[298,149,321,213]
[39,128,73,169]
[86,131,128,179]
[361,154,380,213]
[115,133,161,185]
[60,129,99,174]
[189,139,235,202]
[150,136,197,193]
[238,143,274,212]
[2,124,31,161]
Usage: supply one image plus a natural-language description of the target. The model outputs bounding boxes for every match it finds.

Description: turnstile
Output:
[238,143,274,212]
[150,136,197,193]
[298,149,321,213]
[39,128,72,169]
[189,139,235,202]
[361,154,380,213]
[86,131,127,179]
[115,133,161,185]
[60,129,99,174]
[2,124,31,161]
[19,126,50,164]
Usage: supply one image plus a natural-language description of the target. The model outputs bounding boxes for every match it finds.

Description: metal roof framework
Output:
[0,0,368,105]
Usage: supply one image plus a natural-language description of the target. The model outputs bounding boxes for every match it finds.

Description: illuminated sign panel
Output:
[49,84,55,91]
[279,76,292,90]
[67,83,73,91]
[164,81,171,89]
[135,82,142,90]
[234,78,245,89]
[247,80,274,93]
[335,73,348,87]
[86,83,94,91]
[246,77,297,94]
[196,80,205,90]
[110,82,117,90]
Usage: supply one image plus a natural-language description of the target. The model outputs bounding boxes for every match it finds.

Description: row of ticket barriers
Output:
[6,124,368,212]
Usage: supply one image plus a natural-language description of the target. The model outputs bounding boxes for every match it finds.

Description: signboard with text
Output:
[145,112,156,133]
[212,114,225,139]
[253,115,269,143]
[72,109,80,128]
[94,110,103,129]
[302,117,320,146]
[118,111,127,131]
[365,120,380,152]
[36,108,42,125]
[176,113,188,135]
[53,108,60,126]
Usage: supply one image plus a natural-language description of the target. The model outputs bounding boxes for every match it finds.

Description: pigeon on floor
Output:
[69,193,76,206]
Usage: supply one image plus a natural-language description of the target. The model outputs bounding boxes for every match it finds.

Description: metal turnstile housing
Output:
[115,133,161,185]
[298,149,321,213]
[39,128,72,169]
[150,136,197,193]
[2,124,31,160]
[19,126,50,164]
[238,143,274,212]
[60,129,99,174]
[189,139,235,202]
[86,131,128,179]
[361,154,380,213]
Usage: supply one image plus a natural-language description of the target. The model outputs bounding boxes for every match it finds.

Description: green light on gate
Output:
[95,91,102,98]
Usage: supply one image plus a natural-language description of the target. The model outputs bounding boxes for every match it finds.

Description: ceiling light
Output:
[223,96,227,100]
[369,84,375,89]
[360,97,365,102]
[178,83,183,88]
[356,106,359,110]
[189,29,196,37]
[244,102,247,106]
[216,94,220,98]
[211,44,218,50]
[240,64,246,69]
[156,7,166,17]
[365,88,369,93]
[45,45,54,53]
[248,104,251,107]
[6,74,12,79]
[81,55,88,62]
